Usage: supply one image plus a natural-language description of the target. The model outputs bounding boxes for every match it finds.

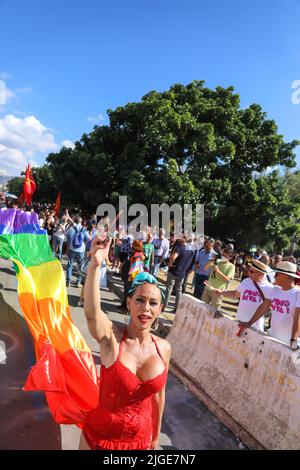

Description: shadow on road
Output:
[0,267,16,276]
[67,293,81,308]
[0,291,62,450]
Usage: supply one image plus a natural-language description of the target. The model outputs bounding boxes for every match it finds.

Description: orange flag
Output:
[54,191,61,216]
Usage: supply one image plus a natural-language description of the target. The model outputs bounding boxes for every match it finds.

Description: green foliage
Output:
[7,167,57,204]
[284,170,300,205]
[29,80,299,250]
[7,177,23,196]
[31,165,57,203]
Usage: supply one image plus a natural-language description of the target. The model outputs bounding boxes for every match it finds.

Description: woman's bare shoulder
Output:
[154,335,171,360]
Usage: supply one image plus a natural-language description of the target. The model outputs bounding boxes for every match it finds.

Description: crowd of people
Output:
[2,194,300,351]
[1,195,300,450]
[20,200,298,352]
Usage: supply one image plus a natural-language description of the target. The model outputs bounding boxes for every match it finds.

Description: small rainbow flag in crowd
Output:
[0,208,99,425]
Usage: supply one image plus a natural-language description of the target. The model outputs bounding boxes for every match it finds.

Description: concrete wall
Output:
[168,294,300,450]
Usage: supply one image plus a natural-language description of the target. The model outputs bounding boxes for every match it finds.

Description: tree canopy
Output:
[8,80,300,251]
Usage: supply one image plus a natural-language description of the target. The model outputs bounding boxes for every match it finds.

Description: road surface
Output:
[0,257,242,450]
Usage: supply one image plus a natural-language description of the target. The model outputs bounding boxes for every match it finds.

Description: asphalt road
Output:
[0,257,242,450]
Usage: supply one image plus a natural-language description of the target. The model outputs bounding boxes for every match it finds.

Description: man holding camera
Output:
[201,247,235,313]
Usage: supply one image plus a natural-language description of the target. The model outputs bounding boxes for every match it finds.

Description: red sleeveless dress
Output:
[83,330,168,450]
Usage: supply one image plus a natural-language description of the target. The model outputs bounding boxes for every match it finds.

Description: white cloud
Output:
[0,114,59,175]
[12,110,27,116]
[28,159,39,168]
[87,113,104,123]
[0,85,16,111]
[0,72,11,80]
[0,84,32,111]
[15,87,33,95]
[61,139,75,149]
[6,88,16,101]
[0,86,15,109]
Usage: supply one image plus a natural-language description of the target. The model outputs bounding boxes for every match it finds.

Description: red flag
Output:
[28,165,36,193]
[22,164,36,205]
[54,191,61,216]
[18,191,25,205]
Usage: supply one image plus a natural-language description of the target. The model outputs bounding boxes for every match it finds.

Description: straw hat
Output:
[274,261,300,279]
[249,259,268,274]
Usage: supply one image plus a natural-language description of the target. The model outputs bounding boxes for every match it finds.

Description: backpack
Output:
[72,226,84,249]
[120,237,132,255]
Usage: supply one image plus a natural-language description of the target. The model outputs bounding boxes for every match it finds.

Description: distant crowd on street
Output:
[1,194,300,351]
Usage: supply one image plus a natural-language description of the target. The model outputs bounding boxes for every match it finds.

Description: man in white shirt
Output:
[238,261,300,349]
[151,228,170,277]
[209,259,273,331]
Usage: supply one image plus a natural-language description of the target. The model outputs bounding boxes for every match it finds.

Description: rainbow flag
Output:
[0,208,99,425]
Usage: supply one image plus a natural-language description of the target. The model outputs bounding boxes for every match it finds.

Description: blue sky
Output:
[0,0,300,175]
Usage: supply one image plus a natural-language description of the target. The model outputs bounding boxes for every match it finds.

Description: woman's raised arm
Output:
[84,236,113,344]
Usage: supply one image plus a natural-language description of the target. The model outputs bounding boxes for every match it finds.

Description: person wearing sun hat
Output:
[238,261,300,349]
[208,259,274,331]
[274,261,300,279]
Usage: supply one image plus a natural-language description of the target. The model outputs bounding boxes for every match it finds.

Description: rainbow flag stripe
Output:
[0,209,99,425]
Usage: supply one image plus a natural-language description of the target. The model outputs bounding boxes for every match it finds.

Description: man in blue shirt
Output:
[193,238,216,299]
[66,216,90,287]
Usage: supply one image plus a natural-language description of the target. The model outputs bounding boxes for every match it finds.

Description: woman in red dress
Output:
[80,235,171,450]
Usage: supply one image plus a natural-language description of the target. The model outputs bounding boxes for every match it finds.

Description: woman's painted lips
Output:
[138,315,152,323]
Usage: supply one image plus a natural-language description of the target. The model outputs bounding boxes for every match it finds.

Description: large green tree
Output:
[32,80,299,248]
[7,177,23,196]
